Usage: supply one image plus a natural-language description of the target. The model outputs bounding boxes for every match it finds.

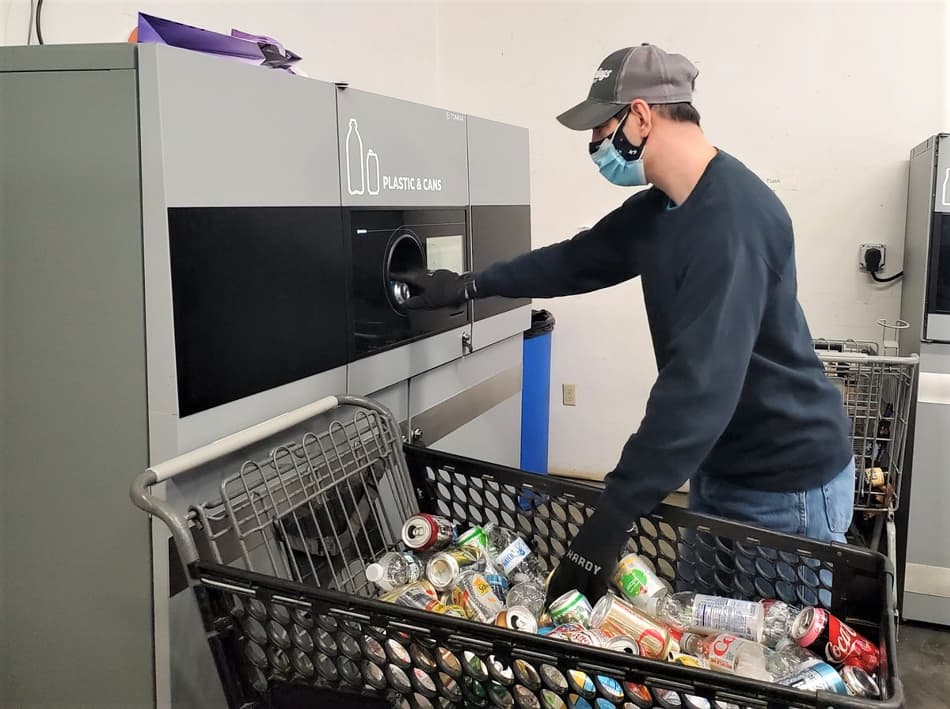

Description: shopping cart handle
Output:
[129,395,343,568]
[148,395,341,483]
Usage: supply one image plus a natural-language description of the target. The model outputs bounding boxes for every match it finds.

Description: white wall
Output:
[1,0,944,477]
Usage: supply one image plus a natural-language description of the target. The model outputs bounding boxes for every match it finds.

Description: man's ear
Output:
[629,98,653,138]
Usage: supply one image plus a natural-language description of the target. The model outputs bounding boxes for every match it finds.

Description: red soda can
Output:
[791,607,880,673]
[401,514,455,551]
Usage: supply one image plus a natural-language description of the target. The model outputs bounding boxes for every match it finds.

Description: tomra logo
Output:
[592,69,613,83]
[565,550,601,575]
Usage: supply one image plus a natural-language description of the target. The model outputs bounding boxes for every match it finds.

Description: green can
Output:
[456,525,488,552]
[548,589,593,627]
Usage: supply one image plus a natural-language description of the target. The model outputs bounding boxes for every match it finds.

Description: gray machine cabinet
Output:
[0,47,152,707]
[1,42,533,708]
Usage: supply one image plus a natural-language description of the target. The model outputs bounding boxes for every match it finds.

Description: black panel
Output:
[347,208,469,359]
[168,207,347,417]
[471,205,531,321]
[927,213,950,317]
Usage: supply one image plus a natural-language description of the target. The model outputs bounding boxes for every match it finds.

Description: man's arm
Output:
[475,199,641,299]
[598,239,774,524]
[546,236,775,603]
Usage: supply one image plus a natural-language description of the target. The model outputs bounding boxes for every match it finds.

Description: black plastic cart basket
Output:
[131,395,902,709]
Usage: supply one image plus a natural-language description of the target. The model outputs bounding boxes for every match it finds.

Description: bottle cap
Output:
[365,563,384,583]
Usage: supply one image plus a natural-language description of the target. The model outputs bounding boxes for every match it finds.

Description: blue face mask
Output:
[589,111,649,187]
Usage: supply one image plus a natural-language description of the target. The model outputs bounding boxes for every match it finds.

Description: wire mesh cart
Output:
[132,395,903,708]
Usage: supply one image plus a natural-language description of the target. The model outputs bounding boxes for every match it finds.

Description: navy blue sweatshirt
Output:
[476,151,852,524]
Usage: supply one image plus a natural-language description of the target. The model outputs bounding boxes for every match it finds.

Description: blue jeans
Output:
[688,459,855,542]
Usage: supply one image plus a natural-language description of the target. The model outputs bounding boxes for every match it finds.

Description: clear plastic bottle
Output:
[483,523,533,577]
[647,592,765,642]
[680,633,803,681]
[506,581,545,618]
[761,599,800,648]
[365,551,423,592]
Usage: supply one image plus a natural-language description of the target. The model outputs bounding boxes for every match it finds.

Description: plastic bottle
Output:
[506,581,545,618]
[680,633,803,682]
[483,523,533,577]
[646,592,765,642]
[366,149,380,195]
[365,551,422,592]
[761,599,800,648]
[345,118,365,195]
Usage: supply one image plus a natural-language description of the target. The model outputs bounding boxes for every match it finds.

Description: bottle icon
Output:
[366,149,380,195]
[941,168,950,206]
[345,118,365,195]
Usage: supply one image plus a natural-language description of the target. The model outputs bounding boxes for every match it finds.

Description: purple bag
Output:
[136,13,302,72]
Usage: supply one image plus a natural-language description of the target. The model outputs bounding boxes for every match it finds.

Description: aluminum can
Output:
[483,567,510,600]
[451,570,504,623]
[548,589,593,627]
[494,605,539,634]
[605,634,640,655]
[506,581,545,618]
[442,604,468,619]
[456,525,489,552]
[547,623,609,646]
[384,582,449,614]
[591,593,672,660]
[612,553,669,608]
[623,682,653,708]
[426,547,478,591]
[401,514,455,551]
[777,660,847,694]
[841,665,881,698]
[791,607,881,673]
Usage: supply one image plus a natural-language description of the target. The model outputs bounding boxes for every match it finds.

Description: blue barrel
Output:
[521,309,555,473]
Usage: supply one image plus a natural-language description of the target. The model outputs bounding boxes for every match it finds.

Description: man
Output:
[401,44,854,605]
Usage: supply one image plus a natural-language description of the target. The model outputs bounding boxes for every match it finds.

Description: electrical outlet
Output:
[562,383,577,406]
[859,243,886,271]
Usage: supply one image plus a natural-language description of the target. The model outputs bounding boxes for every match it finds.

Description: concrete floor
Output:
[898,622,950,707]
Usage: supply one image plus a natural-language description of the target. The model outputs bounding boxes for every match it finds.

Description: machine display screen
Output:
[426,235,465,273]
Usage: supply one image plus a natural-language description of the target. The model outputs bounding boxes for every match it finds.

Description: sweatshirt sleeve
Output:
[596,240,774,523]
[474,200,640,299]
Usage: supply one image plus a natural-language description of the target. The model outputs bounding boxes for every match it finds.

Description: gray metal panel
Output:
[0,42,135,72]
[432,393,523,468]
[903,394,950,623]
[900,136,937,352]
[920,341,950,373]
[337,88,469,207]
[472,304,532,351]
[368,381,410,424]
[0,67,151,706]
[409,334,522,414]
[408,335,522,463]
[467,116,530,206]
[926,313,950,343]
[151,44,340,207]
[346,325,472,395]
[903,591,950,625]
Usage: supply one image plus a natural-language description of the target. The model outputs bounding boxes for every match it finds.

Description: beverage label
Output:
[703,634,746,673]
[457,526,488,551]
[777,661,846,693]
[691,595,762,640]
[613,554,668,604]
[824,613,880,672]
[496,537,531,574]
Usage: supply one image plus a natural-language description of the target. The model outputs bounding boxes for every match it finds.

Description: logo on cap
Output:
[592,69,612,84]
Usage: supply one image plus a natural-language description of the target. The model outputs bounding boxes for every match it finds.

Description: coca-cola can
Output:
[791,607,881,673]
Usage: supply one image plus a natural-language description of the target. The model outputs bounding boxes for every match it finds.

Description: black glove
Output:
[545,502,631,607]
[395,269,476,310]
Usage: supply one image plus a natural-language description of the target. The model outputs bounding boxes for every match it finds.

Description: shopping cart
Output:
[132,395,903,708]
[815,351,918,513]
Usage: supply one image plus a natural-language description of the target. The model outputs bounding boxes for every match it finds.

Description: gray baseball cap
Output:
[557,44,699,131]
